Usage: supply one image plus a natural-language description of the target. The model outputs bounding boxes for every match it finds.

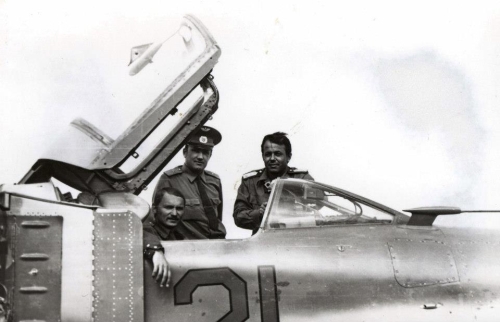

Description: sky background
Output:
[1,0,500,238]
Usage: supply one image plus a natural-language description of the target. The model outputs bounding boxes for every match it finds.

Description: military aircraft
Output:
[1,14,500,322]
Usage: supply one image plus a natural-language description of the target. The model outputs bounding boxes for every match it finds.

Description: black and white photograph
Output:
[1,1,500,321]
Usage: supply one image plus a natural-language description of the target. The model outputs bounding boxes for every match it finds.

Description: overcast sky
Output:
[2,0,500,238]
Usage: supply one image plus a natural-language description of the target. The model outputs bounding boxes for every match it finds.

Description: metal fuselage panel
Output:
[5,195,500,322]
[147,224,500,322]
[8,215,63,322]
[5,196,145,322]
[6,195,95,322]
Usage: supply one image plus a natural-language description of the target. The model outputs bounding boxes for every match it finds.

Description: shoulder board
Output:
[205,170,220,179]
[242,169,263,179]
[288,167,308,174]
[164,166,183,177]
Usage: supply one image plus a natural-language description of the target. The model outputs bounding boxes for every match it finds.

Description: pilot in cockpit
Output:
[233,132,314,234]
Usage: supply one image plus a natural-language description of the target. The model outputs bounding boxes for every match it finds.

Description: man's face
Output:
[183,145,212,173]
[262,140,291,176]
[154,193,185,228]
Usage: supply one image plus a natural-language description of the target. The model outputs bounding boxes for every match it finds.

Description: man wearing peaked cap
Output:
[233,132,314,235]
[153,126,226,239]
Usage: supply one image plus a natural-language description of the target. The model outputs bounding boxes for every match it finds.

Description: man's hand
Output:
[259,202,268,217]
[152,250,171,287]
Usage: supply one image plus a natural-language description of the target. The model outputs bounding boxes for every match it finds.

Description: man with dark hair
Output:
[233,132,314,234]
[152,126,226,240]
[143,187,185,287]
[260,132,293,159]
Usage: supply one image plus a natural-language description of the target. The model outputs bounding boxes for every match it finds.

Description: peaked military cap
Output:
[187,126,222,147]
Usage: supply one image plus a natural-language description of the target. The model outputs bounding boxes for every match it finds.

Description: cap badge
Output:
[201,127,210,132]
[200,136,208,144]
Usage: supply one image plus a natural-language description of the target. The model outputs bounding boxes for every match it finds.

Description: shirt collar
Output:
[182,165,207,183]
[149,220,174,240]
[258,167,290,183]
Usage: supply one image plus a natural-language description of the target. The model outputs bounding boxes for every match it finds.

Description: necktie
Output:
[195,176,219,231]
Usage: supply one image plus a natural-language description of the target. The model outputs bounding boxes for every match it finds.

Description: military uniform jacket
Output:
[143,219,182,259]
[153,165,226,239]
[233,167,314,234]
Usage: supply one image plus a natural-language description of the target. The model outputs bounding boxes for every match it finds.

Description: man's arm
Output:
[233,179,262,230]
[143,224,164,258]
[143,224,170,287]
[216,179,223,221]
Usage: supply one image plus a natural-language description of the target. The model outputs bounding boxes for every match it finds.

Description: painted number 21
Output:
[174,266,279,322]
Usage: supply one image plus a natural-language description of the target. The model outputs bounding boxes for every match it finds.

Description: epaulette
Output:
[288,167,308,174]
[205,170,220,179]
[164,166,183,177]
[242,169,263,179]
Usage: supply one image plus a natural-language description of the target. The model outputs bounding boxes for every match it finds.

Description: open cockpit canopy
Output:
[20,15,221,197]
